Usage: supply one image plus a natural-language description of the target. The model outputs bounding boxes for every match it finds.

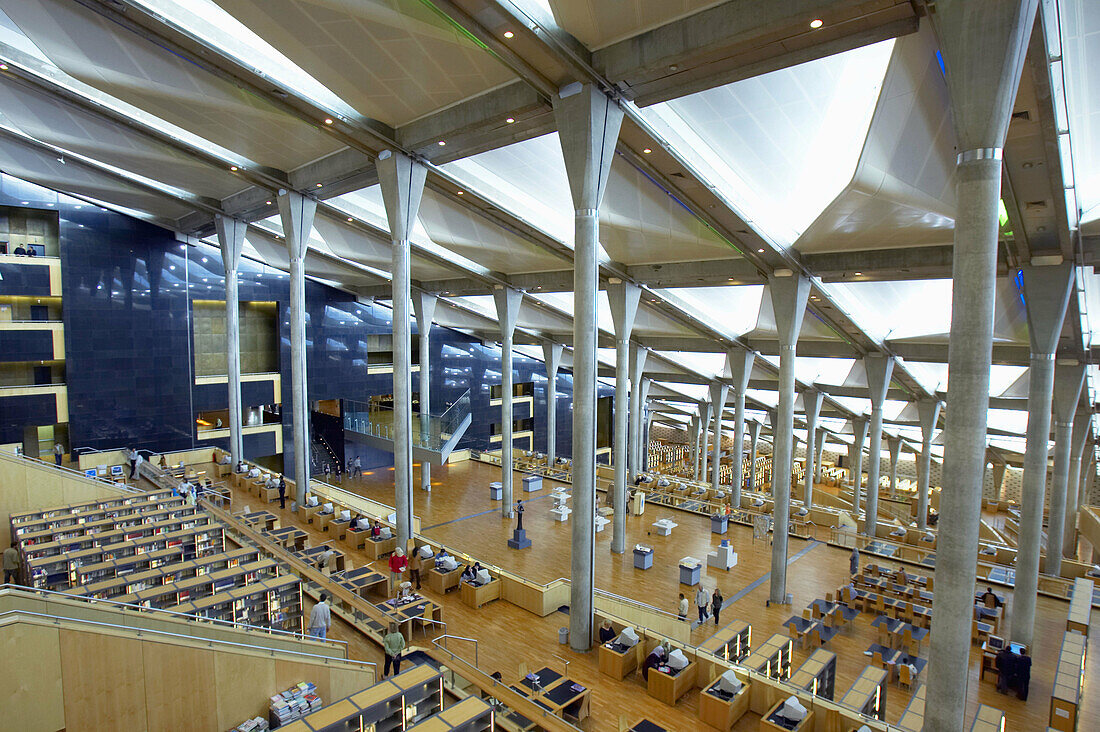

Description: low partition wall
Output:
[309,480,423,534]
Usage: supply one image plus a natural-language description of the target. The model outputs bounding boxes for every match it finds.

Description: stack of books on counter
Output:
[229,716,269,731]
[268,681,321,727]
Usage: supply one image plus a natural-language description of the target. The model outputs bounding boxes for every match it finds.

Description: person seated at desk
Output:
[235,461,248,474]
[461,564,476,583]
[598,620,616,644]
[979,587,1003,608]
[435,550,458,572]
[12,244,26,256]
[371,520,382,539]
[158,455,168,469]
[396,581,415,602]
[642,644,667,681]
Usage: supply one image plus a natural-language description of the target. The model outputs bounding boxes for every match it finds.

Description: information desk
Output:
[364,534,398,560]
[1050,630,1086,731]
[428,565,463,595]
[788,648,836,700]
[698,619,751,663]
[598,640,643,680]
[838,665,887,721]
[759,698,814,732]
[375,594,444,641]
[331,566,386,598]
[698,677,750,730]
[896,683,926,731]
[459,578,501,608]
[646,660,697,706]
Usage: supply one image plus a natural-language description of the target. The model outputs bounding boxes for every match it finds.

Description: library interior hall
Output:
[3,1,1100,731]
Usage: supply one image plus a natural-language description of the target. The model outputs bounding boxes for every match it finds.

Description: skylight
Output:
[130,1,356,119]
[638,39,895,247]
[824,280,954,342]
[658,286,764,338]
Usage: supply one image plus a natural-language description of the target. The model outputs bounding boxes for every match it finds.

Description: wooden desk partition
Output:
[646,661,697,706]
[597,641,643,681]
[698,680,750,731]
[459,578,501,608]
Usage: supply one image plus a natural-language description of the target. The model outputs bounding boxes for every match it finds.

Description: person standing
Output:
[354,456,362,478]
[53,443,63,466]
[408,547,422,590]
[128,447,139,478]
[277,475,287,510]
[1015,647,1032,701]
[849,547,860,576]
[695,586,710,624]
[383,623,405,677]
[711,588,724,626]
[308,593,331,640]
[515,500,525,531]
[3,544,19,584]
[388,547,408,594]
[677,593,688,621]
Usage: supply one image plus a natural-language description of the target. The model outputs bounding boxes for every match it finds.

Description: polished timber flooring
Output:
[214,458,1097,731]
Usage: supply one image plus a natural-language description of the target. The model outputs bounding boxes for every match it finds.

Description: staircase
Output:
[343,389,471,464]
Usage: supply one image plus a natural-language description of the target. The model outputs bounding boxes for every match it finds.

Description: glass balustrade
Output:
[343,389,470,452]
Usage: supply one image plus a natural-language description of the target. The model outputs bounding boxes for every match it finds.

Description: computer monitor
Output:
[781,697,807,722]
[84,468,97,479]
[110,465,124,476]
[475,568,491,585]
[617,627,639,648]
[987,635,1004,651]
[339,510,351,522]
[718,670,742,695]
[322,502,334,513]
[667,649,688,670]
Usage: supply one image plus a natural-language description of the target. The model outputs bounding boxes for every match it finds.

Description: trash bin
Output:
[558,627,569,644]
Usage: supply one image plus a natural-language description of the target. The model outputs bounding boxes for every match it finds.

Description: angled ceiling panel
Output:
[548,0,724,49]
[795,24,957,254]
[1,0,343,170]
[213,0,514,126]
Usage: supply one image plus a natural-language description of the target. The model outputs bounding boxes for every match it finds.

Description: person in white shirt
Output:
[308,593,331,639]
[677,593,688,620]
[695,586,711,624]
[317,548,336,571]
[247,466,261,478]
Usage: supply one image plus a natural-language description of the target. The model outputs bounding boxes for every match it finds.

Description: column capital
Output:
[607,280,641,340]
[275,190,317,260]
[214,214,247,275]
[493,287,523,338]
[377,150,427,243]
[1021,263,1075,356]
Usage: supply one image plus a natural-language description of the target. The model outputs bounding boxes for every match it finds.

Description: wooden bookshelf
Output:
[1066,578,1092,636]
[697,619,751,664]
[896,683,926,731]
[1050,630,1086,731]
[788,648,836,700]
[838,665,887,721]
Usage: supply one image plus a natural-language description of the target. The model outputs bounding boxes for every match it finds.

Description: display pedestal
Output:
[507,528,532,550]
[489,482,502,500]
[711,515,728,534]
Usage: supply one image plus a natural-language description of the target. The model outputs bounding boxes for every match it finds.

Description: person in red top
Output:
[388,547,408,595]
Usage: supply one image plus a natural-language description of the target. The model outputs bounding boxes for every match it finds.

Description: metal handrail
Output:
[432,634,478,668]
[0,609,375,671]
[2,451,143,494]
[0,584,345,648]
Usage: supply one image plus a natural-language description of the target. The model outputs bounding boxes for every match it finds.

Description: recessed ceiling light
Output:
[0,64,7,71]
[315,183,323,188]
[265,200,272,205]
[20,201,27,205]
[503,30,514,38]
[230,166,238,171]
[854,272,863,276]
[456,191,464,195]
[437,140,446,146]
[506,117,515,124]
[323,118,333,125]
[757,248,764,253]
[810,19,824,29]
[347,217,354,222]
[643,148,652,154]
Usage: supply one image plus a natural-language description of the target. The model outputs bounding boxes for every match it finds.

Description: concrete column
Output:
[1064,412,1091,558]
[608,282,640,553]
[710,383,729,493]
[887,436,902,498]
[1083,453,1097,508]
[850,418,869,514]
[542,343,564,466]
[629,344,649,480]
[692,414,702,480]
[413,293,437,492]
[802,390,823,508]
[926,2,1037,727]
[815,427,827,484]
[644,406,654,471]
[276,191,317,506]
[494,288,523,519]
[767,273,810,604]
[554,82,623,653]
[747,419,761,491]
[1012,263,1075,644]
[377,151,427,548]
[215,215,246,467]
[1046,364,1084,578]
[916,400,943,530]
[863,355,895,536]
[728,350,754,507]
[699,400,713,484]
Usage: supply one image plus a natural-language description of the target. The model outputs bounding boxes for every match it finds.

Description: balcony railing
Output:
[343,389,470,452]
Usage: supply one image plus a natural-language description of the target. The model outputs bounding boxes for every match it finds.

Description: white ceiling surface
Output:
[211,0,514,126]
[795,25,957,254]
[543,0,725,50]
[748,284,847,342]
[0,0,342,171]
[528,290,696,338]
[1060,0,1100,229]
[658,286,765,339]
[758,356,859,387]
[0,75,246,201]
[641,39,894,248]
[0,140,192,221]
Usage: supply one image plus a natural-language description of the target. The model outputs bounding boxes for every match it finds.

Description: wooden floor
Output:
[218,459,1098,731]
